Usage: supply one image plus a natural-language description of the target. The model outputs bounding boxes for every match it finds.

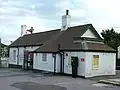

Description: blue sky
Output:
[0,0,120,45]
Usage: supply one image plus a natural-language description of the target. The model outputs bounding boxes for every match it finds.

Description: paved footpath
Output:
[0,68,120,90]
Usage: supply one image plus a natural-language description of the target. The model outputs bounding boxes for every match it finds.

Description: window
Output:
[13,50,16,61]
[36,53,37,56]
[92,55,99,70]
[42,53,47,62]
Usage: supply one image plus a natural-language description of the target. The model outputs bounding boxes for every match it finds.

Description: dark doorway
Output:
[23,50,33,70]
[71,56,79,78]
[60,52,64,74]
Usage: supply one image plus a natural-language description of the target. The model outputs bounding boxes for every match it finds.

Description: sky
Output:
[0,0,120,45]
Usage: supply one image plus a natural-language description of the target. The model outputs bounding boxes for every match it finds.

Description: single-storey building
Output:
[9,10,116,78]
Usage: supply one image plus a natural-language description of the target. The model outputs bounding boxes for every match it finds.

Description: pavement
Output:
[88,70,120,86]
[99,79,120,86]
[89,70,120,81]
[0,68,120,90]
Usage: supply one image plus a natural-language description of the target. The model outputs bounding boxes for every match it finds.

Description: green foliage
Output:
[101,28,120,50]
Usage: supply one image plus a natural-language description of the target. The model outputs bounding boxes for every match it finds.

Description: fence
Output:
[1,58,9,68]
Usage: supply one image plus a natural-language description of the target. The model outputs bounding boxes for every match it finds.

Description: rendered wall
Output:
[85,52,116,77]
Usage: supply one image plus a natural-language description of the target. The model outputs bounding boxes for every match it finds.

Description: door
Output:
[23,50,33,70]
[71,56,79,78]
[23,50,29,70]
[28,53,34,70]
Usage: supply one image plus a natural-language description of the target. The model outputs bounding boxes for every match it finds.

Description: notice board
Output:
[92,55,99,70]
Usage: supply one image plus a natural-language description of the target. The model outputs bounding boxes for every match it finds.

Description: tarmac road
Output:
[0,68,120,90]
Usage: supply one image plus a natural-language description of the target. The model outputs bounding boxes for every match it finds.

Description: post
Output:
[53,53,56,75]
[0,38,1,68]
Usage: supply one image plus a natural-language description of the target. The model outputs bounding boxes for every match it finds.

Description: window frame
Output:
[92,55,99,70]
[42,53,47,62]
[13,50,16,61]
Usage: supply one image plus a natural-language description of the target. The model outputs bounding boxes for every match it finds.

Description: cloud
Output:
[0,0,49,45]
[1,0,120,45]
[55,0,120,32]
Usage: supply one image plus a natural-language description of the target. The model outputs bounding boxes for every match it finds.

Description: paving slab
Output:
[93,83,112,87]
[109,79,120,83]
[99,79,120,86]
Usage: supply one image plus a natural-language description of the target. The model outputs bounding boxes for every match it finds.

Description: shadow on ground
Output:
[11,82,67,90]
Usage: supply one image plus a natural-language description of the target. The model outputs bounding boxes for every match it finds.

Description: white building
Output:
[9,10,116,78]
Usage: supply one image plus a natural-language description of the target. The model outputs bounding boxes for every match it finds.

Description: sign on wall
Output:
[92,55,99,70]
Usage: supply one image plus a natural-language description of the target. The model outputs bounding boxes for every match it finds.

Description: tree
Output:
[101,28,120,50]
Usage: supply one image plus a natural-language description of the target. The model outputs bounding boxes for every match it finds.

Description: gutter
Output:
[60,49,116,53]
[9,44,43,48]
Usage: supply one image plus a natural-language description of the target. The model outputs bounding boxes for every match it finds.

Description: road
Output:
[0,68,119,90]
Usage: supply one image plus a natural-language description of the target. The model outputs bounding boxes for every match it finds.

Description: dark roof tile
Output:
[10,24,115,52]
[34,24,115,52]
[10,29,60,47]
[87,42,116,51]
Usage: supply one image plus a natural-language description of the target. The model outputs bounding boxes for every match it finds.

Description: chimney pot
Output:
[66,10,69,15]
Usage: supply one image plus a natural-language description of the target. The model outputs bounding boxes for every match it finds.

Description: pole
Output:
[0,38,1,68]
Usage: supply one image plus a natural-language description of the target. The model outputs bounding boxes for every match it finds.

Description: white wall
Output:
[85,52,116,78]
[81,29,97,38]
[18,47,24,65]
[56,54,61,72]
[64,52,85,76]
[33,53,60,72]
[9,48,18,65]
[33,51,116,78]
[9,46,39,66]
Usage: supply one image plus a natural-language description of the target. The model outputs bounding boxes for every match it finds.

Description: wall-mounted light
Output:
[66,53,68,56]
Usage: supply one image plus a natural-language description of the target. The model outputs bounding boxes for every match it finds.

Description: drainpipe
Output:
[58,44,62,73]
[17,47,19,68]
[53,53,56,75]
[62,52,64,73]
[59,52,63,74]
[58,44,64,74]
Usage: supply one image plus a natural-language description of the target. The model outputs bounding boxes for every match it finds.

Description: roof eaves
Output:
[9,44,43,48]
[89,25,103,40]
[60,49,116,53]
[32,50,59,53]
